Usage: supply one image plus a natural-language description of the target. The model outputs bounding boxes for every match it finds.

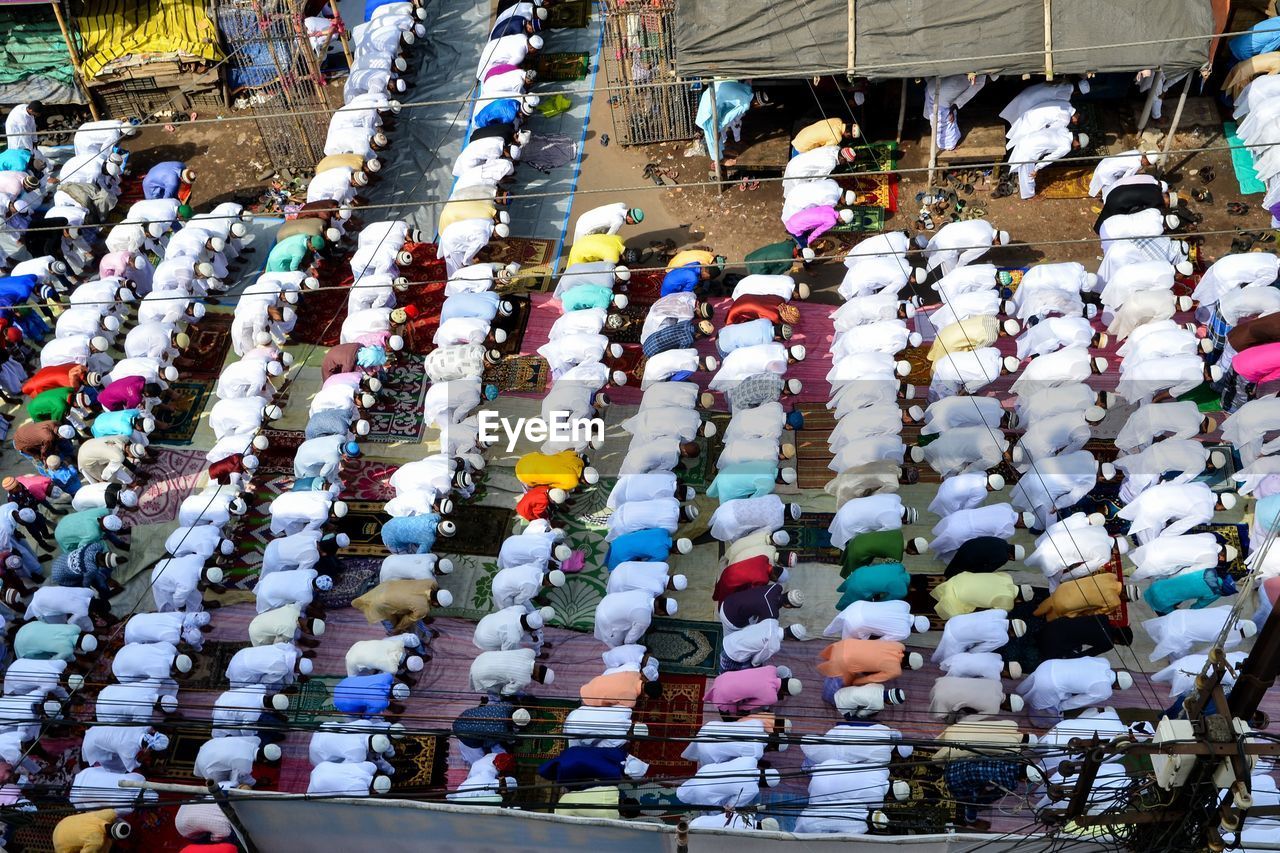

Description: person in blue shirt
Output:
[381,513,455,554]
[473,95,539,132]
[538,745,648,788]
[333,671,411,717]
[141,161,195,200]
[90,408,152,442]
[605,528,693,570]
[490,13,539,39]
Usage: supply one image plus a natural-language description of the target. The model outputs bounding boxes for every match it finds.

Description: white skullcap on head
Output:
[529,34,544,49]
[406,655,424,673]
[392,682,411,700]
[373,775,392,794]
[435,589,454,608]
[263,743,282,762]
[175,654,193,673]
[298,657,314,675]
[102,514,123,531]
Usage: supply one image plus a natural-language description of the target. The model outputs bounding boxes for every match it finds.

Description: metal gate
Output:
[214,0,336,173]
[599,0,697,145]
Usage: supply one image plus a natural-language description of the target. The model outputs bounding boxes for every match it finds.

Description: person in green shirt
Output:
[27,386,75,424]
[54,507,128,552]
[14,620,97,660]
[840,529,927,576]
[266,233,325,273]
[836,562,911,610]
[743,240,804,276]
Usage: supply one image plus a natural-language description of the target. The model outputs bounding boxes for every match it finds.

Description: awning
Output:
[674,0,1216,81]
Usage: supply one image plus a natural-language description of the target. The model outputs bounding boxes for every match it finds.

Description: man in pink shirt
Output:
[1231,340,1280,391]
[784,205,855,250]
[703,665,801,717]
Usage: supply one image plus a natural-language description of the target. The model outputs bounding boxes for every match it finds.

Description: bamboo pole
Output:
[50,0,100,120]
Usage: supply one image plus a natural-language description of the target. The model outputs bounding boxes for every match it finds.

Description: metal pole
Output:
[896,79,908,142]
[1158,72,1195,170]
[1137,66,1161,133]
[707,79,724,194]
[926,77,940,189]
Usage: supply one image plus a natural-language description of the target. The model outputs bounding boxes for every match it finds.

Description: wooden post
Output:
[707,79,724,194]
[846,0,855,76]
[1158,72,1195,170]
[50,0,100,120]
[896,79,908,143]
[926,77,940,189]
[1042,0,1054,79]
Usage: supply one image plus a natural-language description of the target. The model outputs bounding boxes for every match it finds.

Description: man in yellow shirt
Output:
[792,117,859,154]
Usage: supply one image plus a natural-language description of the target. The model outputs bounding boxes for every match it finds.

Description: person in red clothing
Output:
[21,362,94,398]
[712,555,787,602]
[724,293,801,326]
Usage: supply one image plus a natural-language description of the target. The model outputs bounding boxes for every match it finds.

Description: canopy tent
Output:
[674,0,1218,81]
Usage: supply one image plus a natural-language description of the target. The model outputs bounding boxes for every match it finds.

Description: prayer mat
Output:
[118,448,208,527]
[632,672,706,775]
[781,511,841,563]
[257,429,307,475]
[907,574,949,632]
[901,343,934,388]
[620,269,665,305]
[340,458,399,501]
[174,310,234,379]
[479,237,557,292]
[448,504,515,557]
[546,0,590,28]
[150,380,213,445]
[511,696,577,794]
[493,295,532,356]
[840,173,900,214]
[794,427,835,490]
[534,50,591,81]
[1191,522,1249,579]
[144,728,207,778]
[829,205,886,233]
[880,749,962,832]
[1226,120,1266,195]
[288,674,345,727]
[1176,382,1224,413]
[23,735,82,791]
[319,555,381,607]
[365,354,429,443]
[182,640,244,689]
[333,499,392,555]
[294,279,349,346]
[672,413,729,489]
[1037,165,1094,199]
[846,140,901,173]
[485,354,549,392]
[643,618,721,675]
[387,734,449,792]
[996,266,1026,294]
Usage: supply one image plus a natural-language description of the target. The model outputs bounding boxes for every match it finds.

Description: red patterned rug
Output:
[632,672,706,779]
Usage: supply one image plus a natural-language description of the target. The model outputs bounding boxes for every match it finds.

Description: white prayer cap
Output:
[671,574,688,591]
[780,468,797,485]
[770,530,791,547]
[270,692,291,711]
[583,466,600,485]
[1076,77,1091,93]
[541,668,555,685]
[1167,191,1179,207]
[1076,133,1090,149]
[512,708,532,727]
[435,589,454,608]
[90,335,110,352]
[494,223,510,238]
[175,653,193,673]
[102,514,123,531]
[536,5,547,17]
[332,500,349,518]
[372,734,393,755]
[762,768,781,788]
[373,775,392,794]
[1175,260,1194,276]
[526,610,545,629]
[787,623,808,640]
[1012,544,1026,561]
[315,574,334,591]
[548,569,567,587]
[1008,694,1025,713]
[801,247,816,261]
[1241,621,1258,638]
[242,455,260,471]
[996,230,1010,245]
[102,315,121,332]
[405,655,424,673]
[262,743,282,762]
[147,222,166,238]
[676,537,693,554]
[539,606,555,622]
[43,699,64,717]
[760,818,781,832]
[548,487,568,504]
[79,634,99,653]
[230,222,248,237]
[352,171,369,187]
[160,694,180,713]
[57,425,76,440]
[529,34,544,49]
[163,365,179,381]
[662,598,678,616]
[16,507,35,524]
[784,677,802,696]
[298,657,314,675]
[615,265,631,281]
[206,567,225,584]
[252,434,271,451]
[508,144,522,160]
[1115,670,1134,690]
[392,682,411,700]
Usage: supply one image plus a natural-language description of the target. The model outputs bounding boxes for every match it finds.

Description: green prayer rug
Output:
[545,0,590,28]
[1176,382,1224,413]
[781,511,840,563]
[643,617,721,675]
[150,380,213,445]
[534,51,590,81]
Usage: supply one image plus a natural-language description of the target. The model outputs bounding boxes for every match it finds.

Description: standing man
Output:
[924,75,988,151]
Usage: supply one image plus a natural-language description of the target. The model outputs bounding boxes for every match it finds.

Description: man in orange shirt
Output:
[817,639,924,686]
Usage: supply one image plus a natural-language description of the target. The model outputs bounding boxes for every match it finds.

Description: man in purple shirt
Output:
[785,205,854,249]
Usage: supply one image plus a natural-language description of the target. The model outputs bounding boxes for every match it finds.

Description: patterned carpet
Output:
[631,672,706,777]
[365,354,430,443]
[118,448,209,526]
[150,380,214,445]
[643,617,721,675]
[534,51,591,81]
